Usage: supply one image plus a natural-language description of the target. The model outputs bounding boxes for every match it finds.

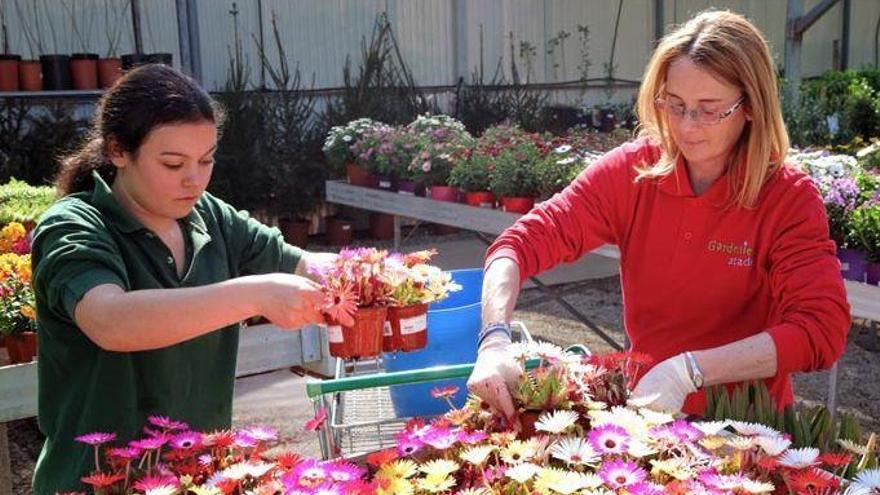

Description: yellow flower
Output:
[534,467,598,494]
[416,475,456,493]
[376,477,414,495]
[419,459,459,478]
[378,459,419,480]
[0,222,26,244]
[650,458,694,481]
[500,439,538,465]
[444,407,474,426]
[20,305,35,320]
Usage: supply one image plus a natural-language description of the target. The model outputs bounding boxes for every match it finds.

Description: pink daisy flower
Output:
[599,459,647,489]
[423,427,459,450]
[286,459,328,489]
[458,430,488,444]
[233,432,258,448]
[147,415,188,431]
[133,474,179,492]
[169,431,203,450]
[395,431,425,456]
[325,461,366,482]
[305,407,328,432]
[588,424,630,455]
[129,435,168,450]
[106,446,141,461]
[74,432,116,446]
[242,425,278,441]
[628,481,667,495]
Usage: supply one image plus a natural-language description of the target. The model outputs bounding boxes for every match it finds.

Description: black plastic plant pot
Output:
[145,53,173,66]
[39,54,72,90]
[121,53,149,70]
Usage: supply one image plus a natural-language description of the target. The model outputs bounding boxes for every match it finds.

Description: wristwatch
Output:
[478,322,512,347]
[685,351,705,389]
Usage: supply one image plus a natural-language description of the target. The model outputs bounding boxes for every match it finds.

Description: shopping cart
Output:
[305,321,535,460]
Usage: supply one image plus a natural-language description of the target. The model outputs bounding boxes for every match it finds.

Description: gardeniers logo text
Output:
[707,239,754,267]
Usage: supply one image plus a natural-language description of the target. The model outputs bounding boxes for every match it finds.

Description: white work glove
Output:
[630,353,696,414]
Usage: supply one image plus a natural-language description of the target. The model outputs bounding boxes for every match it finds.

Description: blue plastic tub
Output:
[384,268,482,418]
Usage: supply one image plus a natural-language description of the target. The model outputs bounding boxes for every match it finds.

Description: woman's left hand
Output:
[631,353,696,413]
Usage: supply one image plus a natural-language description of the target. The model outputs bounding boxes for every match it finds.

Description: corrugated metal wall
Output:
[3,0,878,97]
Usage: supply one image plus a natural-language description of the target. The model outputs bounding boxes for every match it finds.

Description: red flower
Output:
[819,451,853,468]
[366,448,398,467]
[787,467,839,494]
[430,385,460,400]
[80,472,125,489]
[202,429,236,448]
[304,407,328,431]
[757,455,780,471]
[275,451,304,470]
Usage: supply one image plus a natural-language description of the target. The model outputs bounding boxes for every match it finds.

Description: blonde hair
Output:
[635,10,789,208]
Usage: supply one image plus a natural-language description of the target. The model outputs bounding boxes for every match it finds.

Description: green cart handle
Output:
[305,344,591,399]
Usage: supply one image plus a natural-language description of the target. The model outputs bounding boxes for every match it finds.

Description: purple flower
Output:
[169,431,203,450]
[669,419,703,442]
[285,459,328,489]
[599,459,647,489]
[106,446,141,460]
[395,431,425,456]
[588,424,630,455]
[824,177,860,210]
[233,431,259,448]
[422,427,459,450]
[458,430,488,444]
[629,481,668,495]
[147,415,188,431]
[74,432,116,446]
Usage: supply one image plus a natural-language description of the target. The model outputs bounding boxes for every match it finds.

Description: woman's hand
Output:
[251,273,326,330]
[467,340,523,427]
[630,353,696,413]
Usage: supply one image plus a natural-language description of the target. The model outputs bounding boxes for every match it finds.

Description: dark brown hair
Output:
[55,64,225,196]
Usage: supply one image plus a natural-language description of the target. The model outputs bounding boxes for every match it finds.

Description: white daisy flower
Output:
[726,435,757,451]
[729,420,781,437]
[845,468,880,495]
[839,439,871,456]
[755,435,791,456]
[536,409,580,434]
[741,478,776,494]
[505,462,540,483]
[778,447,821,469]
[692,420,730,436]
[549,436,600,467]
[459,445,494,466]
[627,439,658,458]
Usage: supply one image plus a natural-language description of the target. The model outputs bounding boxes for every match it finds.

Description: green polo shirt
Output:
[30,171,302,494]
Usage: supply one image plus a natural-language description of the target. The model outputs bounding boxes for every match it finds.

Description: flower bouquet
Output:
[0,221,37,364]
[383,249,461,352]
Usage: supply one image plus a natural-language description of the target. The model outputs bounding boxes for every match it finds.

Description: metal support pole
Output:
[131,0,143,54]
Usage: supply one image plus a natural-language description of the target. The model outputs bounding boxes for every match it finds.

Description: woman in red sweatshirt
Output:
[468,10,850,419]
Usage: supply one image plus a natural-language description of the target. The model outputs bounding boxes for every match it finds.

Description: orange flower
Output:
[20,305,35,320]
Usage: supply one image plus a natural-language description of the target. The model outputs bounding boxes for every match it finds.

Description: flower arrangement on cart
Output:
[308,247,461,358]
[69,342,879,495]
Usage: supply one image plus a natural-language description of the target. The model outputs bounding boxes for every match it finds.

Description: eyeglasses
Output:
[654,96,745,126]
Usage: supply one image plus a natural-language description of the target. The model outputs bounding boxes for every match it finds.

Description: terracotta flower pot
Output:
[70,53,99,90]
[346,163,377,188]
[279,218,309,248]
[385,303,429,352]
[18,60,42,91]
[369,213,394,240]
[326,306,387,359]
[464,191,495,209]
[326,217,353,246]
[0,55,21,91]
[500,196,536,214]
[838,248,867,283]
[867,262,880,286]
[430,185,460,235]
[5,332,37,364]
[97,58,123,88]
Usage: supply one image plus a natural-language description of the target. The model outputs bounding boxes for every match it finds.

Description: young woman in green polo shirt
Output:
[30,64,332,493]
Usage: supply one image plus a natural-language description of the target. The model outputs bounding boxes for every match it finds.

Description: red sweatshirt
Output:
[487,138,851,414]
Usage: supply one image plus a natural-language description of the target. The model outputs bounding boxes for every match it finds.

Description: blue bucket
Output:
[384,268,482,418]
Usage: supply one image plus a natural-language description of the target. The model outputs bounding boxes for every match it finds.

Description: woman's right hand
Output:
[467,339,523,427]
[251,273,326,329]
